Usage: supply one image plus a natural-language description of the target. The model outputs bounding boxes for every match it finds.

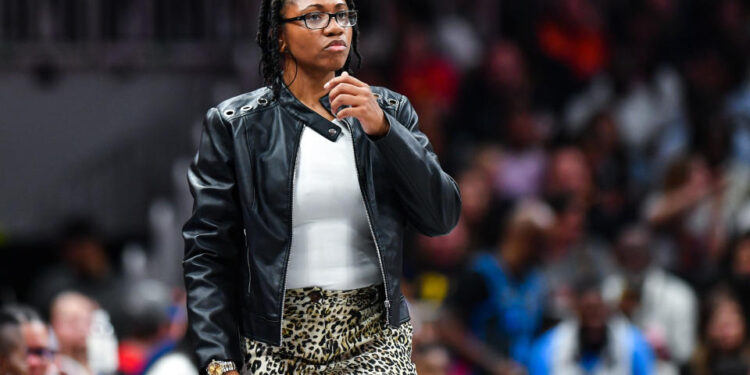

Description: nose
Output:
[323,15,344,35]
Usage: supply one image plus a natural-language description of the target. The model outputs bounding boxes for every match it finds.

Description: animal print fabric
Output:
[242,283,417,374]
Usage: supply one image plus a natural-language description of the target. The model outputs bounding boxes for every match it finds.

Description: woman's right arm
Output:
[182,107,244,371]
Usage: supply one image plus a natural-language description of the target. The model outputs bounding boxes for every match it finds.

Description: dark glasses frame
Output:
[280,10,358,30]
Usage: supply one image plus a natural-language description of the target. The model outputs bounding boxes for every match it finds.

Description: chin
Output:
[328,61,349,72]
[316,55,349,72]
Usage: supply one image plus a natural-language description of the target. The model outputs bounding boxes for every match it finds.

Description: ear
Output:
[277,27,287,53]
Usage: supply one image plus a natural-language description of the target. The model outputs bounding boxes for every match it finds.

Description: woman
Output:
[690,288,750,375]
[182,0,461,374]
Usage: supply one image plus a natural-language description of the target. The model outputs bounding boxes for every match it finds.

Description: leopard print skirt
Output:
[242,283,417,374]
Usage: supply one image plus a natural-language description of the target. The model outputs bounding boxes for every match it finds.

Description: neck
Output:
[499,243,525,277]
[282,62,336,107]
[579,327,607,352]
[66,346,88,366]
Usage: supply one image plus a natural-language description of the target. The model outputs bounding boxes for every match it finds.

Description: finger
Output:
[325,74,363,90]
[324,72,367,89]
[329,83,369,102]
[330,82,368,98]
[334,106,362,119]
[331,94,365,114]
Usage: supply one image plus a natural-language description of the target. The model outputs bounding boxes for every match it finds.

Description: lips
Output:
[324,40,347,51]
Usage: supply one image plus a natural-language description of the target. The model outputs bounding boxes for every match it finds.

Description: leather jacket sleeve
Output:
[372,96,462,236]
[182,107,244,369]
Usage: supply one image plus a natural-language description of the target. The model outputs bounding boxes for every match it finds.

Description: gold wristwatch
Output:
[207,360,237,375]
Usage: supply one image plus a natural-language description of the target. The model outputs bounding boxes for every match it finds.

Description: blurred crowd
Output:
[0,218,198,375]
[4,0,750,374]
[390,0,750,375]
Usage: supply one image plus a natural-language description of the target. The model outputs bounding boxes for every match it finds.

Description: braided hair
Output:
[256,0,362,98]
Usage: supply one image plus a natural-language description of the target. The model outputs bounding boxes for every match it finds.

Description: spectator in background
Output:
[2,305,58,375]
[454,164,499,250]
[490,107,548,201]
[690,288,750,375]
[394,23,460,159]
[413,342,451,375]
[408,158,502,304]
[534,0,609,111]
[409,218,471,305]
[645,155,727,288]
[450,40,533,147]
[395,23,460,110]
[118,280,197,375]
[29,218,126,330]
[726,232,750,329]
[50,292,96,375]
[465,148,526,250]
[528,275,654,375]
[440,199,554,374]
[603,225,697,375]
[542,147,615,321]
[544,146,593,208]
[0,311,28,375]
[578,111,634,241]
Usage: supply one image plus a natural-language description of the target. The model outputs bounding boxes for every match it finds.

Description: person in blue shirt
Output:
[529,275,654,375]
[440,199,554,375]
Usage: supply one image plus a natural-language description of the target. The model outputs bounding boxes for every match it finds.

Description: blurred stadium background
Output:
[3,0,750,374]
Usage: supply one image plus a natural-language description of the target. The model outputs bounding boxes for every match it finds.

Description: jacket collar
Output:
[276,76,342,142]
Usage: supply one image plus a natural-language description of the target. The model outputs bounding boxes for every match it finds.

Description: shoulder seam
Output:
[216,87,274,120]
[226,102,277,121]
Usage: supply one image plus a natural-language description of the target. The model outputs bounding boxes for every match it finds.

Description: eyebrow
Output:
[300,2,348,11]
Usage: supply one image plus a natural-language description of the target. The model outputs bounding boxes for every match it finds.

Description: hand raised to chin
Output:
[325,71,389,139]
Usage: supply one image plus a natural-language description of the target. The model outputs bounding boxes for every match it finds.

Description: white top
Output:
[285,118,382,290]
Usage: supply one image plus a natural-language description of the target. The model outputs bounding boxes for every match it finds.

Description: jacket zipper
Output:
[279,124,305,343]
[342,119,391,324]
[243,228,250,293]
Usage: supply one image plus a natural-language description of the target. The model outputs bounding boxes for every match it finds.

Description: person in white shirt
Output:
[604,225,698,375]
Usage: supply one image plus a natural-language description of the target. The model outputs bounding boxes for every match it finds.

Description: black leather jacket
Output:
[182,80,461,369]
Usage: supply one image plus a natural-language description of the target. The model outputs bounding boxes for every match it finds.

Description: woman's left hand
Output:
[325,71,390,138]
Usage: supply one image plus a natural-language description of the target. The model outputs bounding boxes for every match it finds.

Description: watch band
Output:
[206,359,237,375]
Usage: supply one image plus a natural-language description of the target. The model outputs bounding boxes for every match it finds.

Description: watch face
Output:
[208,360,235,374]
[207,362,220,375]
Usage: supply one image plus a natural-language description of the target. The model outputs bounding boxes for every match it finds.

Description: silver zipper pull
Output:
[384,300,391,309]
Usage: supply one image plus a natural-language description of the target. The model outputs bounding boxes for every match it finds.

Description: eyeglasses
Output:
[280,10,358,30]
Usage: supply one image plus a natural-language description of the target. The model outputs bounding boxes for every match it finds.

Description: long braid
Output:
[256,0,362,98]
[256,0,285,97]
[340,0,362,73]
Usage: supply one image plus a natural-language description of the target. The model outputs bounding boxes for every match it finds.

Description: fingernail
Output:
[342,71,349,76]
[324,81,330,89]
